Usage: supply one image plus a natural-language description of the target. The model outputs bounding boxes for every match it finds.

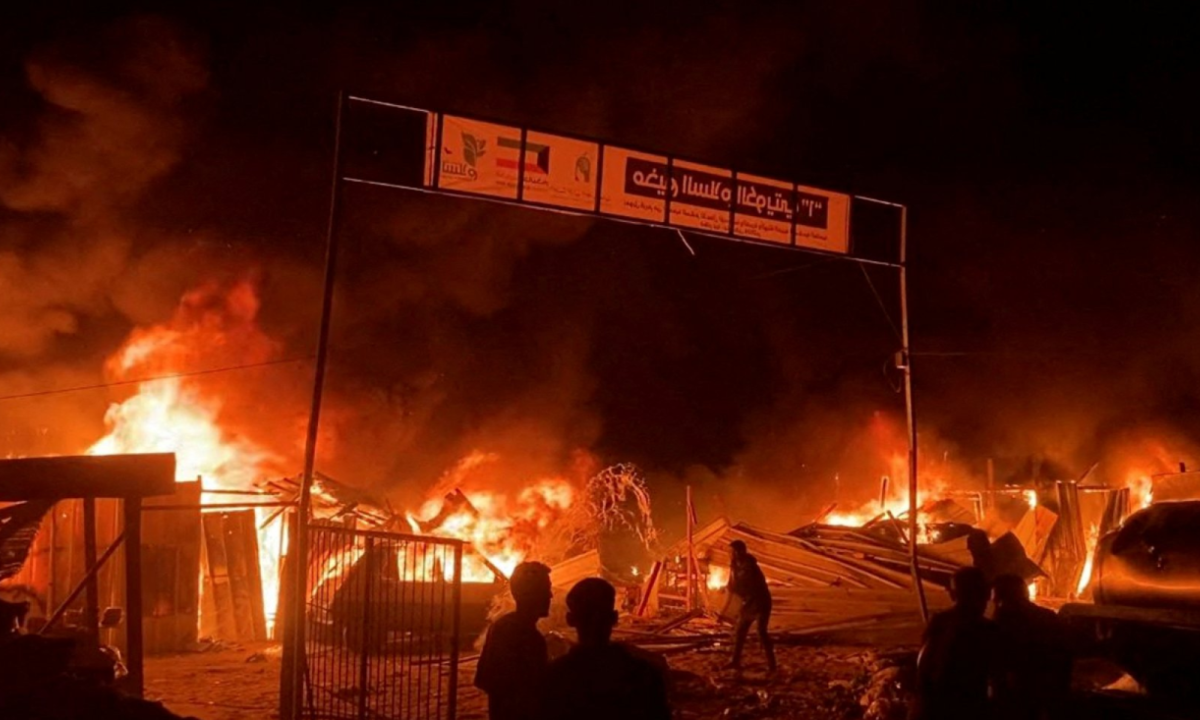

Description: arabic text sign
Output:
[670,161,732,234]
[795,184,850,254]
[426,111,851,254]
[600,147,667,221]
[734,173,793,245]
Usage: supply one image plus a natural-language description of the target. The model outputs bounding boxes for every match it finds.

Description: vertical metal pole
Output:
[447,542,462,720]
[282,89,349,720]
[47,501,57,614]
[124,497,144,698]
[898,204,929,623]
[82,497,100,641]
[685,486,694,611]
[986,458,996,511]
[357,538,375,720]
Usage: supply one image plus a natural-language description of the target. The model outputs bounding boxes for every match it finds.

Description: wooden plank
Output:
[0,454,176,500]
[141,483,201,654]
[732,528,904,589]
[550,549,602,588]
[199,534,219,639]
[124,497,144,697]
[82,498,100,641]
[239,513,268,641]
[201,514,239,641]
[223,511,266,641]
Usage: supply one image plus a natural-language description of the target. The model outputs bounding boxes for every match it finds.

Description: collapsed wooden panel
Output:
[142,484,202,654]
[200,510,266,642]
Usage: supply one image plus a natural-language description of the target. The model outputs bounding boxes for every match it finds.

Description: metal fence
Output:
[303,525,463,720]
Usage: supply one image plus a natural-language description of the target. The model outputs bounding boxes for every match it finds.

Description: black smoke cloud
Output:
[4,6,1200,530]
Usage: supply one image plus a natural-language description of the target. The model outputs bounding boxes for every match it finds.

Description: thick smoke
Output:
[0,16,208,352]
[0,17,214,455]
[4,8,1200,535]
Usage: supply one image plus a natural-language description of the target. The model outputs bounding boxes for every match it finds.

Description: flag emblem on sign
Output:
[498,136,550,174]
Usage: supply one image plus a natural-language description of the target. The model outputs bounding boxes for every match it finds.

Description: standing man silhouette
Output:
[913,567,998,720]
[728,540,777,673]
[993,574,1071,720]
[475,562,553,720]
[542,578,670,720]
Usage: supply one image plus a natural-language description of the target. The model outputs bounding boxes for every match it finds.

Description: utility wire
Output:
[858,263,902,341]
[0,356,314,403]
[750,256,840,280]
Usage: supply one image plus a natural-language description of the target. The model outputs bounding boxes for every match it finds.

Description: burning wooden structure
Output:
[0,453,176,697]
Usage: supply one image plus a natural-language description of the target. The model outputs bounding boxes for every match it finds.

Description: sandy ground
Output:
[145,642,282,720]
[145,640,887,720]
[143,639,1189,720]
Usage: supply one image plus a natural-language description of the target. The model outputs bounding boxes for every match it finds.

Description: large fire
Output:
[86,281,289,634]
[405,454,576,581]
[823,453,950,532]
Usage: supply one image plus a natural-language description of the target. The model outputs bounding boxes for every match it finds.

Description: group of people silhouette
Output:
[477,546,1069,720]
[915,567,1073,720]
[474,563,670,720]
[475,541,779,720]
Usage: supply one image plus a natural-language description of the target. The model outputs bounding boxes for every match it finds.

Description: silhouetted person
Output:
[542,578,670,720]
[728,539,776,672]
[475,562,553,720]
[913,567,997,720]
[993,574,1071,720]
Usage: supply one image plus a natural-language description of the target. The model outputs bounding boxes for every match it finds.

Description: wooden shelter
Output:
[0,453,176,697]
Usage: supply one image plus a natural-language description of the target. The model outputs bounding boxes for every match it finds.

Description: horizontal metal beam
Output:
[342,177,905,270]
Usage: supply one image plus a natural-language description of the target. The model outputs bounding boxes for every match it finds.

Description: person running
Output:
[727,540,776,673]
[475,562,553,720]
[542,578,670,720]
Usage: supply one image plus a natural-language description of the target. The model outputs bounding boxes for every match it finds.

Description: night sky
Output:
[3,3,1200,520]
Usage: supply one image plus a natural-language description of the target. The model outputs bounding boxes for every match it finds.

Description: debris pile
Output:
[650,519,957,642]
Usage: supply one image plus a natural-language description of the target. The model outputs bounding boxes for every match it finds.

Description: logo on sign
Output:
[795,192,829,229]
[442,131,485,180]
[498,137,551,175]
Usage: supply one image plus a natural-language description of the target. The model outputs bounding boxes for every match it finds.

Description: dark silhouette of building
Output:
[475,561,553,720]
[542,578,670,720]
[913,567,997,720]
[727,539,776,672]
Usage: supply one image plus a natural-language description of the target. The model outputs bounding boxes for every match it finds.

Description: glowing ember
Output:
[1027,580,1039,601]
[1024,489,1038,509]
[707,565,729,591]
[86,281,289,635]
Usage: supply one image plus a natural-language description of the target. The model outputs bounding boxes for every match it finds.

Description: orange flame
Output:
[1076,522,1101,597]
[1127,473,1154,510]
[406,469,575,582]
[707,565,729,591]
[86,281,289,635]
[824,453,951,532]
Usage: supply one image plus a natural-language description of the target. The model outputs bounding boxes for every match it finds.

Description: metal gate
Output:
[303,525,463,720]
